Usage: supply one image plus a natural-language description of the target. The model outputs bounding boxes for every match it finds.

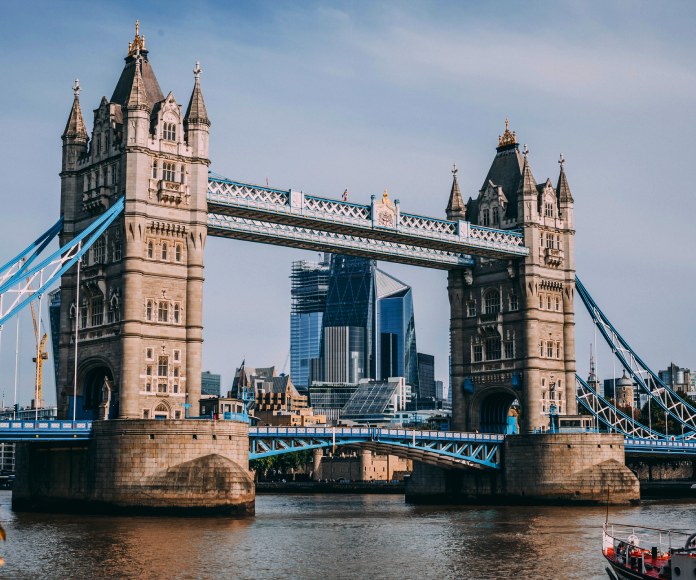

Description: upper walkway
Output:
[206,175,528,269]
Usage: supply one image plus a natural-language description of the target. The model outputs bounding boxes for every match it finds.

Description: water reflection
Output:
[0,492,694,579]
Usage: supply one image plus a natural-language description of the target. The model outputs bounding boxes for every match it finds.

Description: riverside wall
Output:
[12,419,255,515]
[405,433,640,505]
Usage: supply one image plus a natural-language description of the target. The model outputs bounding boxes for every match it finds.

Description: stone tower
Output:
[57,23,210,420]
[448,122,576,433]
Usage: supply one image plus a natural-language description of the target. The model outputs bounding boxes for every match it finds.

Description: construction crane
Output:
[29,298,48,410]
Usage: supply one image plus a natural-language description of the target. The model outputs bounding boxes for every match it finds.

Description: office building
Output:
[417,353,435,399]
[290,256,330,388]
[658,363,693,398]
[201,371,221,397]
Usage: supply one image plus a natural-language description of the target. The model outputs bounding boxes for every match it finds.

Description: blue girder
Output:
[0,419,93,441]
[248,426,503,470]
[0,197,125,327]
[575,276,696,435]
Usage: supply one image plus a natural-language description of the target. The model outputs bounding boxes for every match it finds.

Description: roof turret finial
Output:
[452,162,458,177]
[523,144,529,159]
[127,19,146,57]
[194,60,202,80]
[498,117,517,148]
[559,153,565,168]
[73,78,80,98]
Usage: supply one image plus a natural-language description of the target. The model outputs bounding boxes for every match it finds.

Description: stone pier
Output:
[13,420,255,515]
[406,433,640,505]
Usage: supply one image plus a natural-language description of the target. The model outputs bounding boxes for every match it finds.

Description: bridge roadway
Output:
[2,421,695,469]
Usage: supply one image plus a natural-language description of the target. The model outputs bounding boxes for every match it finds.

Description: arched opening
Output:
[153,402,170,420]
[79,365,114,420]
[479,391,519,434]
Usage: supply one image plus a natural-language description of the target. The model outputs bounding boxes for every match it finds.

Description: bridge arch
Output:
[76,358,115,420]
[471,386,519,434]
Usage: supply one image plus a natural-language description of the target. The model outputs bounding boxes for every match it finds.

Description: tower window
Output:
[466,300,476,317]
[113,230,122,261]
[163,162,176,182]
[158,356,168,377]
[556,342,561,358]
[91,297,103,326]
[147,241,153,259]
[547,296,551,310]
[504,340,514,359]
[547,341,554,358]
[546,235,554,249]
[175,244,182,262]
[485,336,501,360]
[158,301,169,322]
[80,304,87,328]
[545,202,553,217]
[539,341,544,357]
[152,159,158,179]
[163,123,176,141]
[161,242,168,260]
[146,300,153,321]
[509,292,519,311]
[481,209,490,226]
[492,207,499,225]
[93,237,106,264]
[174,304,180,324]
[539,294,543,309]
[484,290,500,315]
[473,344,483,362]
[555,297,560,311]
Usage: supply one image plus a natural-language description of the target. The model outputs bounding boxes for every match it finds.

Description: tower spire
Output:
[185,61,210,127]
[62,79,88,141]
[517,145,537,197]
[126,55,149,111]
[556,153,574,203]
[446,163,465,220]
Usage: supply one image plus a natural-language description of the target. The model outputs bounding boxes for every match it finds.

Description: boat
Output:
[603,522,696,579]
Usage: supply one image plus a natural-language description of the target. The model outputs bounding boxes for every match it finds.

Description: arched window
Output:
[174,304,180,323]
[556,342,561,358]
[482,209,490,226]
[547,296,551,310]
[175,244,182,262]
[158,301,169,322]
[147,241,153,259]
[161,242,168,260]
[152,159,158,179]
[555,296,560,311]
[539,341,544,357]
[484,290,500,315]
[154,402,169,417]
[492,207,499,225]
[547,341,554,358]
[146,300,153,321]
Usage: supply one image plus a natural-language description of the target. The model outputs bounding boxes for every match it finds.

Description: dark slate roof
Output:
[110,51,164,111]
[479,144,525,220]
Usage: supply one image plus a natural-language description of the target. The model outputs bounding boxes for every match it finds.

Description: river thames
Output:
[0,491,694,579]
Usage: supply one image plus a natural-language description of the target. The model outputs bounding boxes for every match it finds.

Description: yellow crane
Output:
[29,299,48,410]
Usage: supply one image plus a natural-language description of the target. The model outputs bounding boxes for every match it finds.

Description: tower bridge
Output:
[2,24,692,513]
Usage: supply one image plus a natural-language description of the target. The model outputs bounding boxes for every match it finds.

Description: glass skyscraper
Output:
[292,254,421,394]
[290,256,331,389]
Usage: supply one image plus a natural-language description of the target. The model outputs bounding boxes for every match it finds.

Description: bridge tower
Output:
[57,23,210,420]
[448,122,576,433]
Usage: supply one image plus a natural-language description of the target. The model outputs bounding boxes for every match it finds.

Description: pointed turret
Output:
[446,163,466,220]
[556,154,574,203]
[184,61,210,159]
[184,61,210,127]
[62,79,88,142]
[126,55,149,111]
[518,145,537,196]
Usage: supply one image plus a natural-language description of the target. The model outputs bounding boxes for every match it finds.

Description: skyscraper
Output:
[297,254,420,392]
[290,256,330,388]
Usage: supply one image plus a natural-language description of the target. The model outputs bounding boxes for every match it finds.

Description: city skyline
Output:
[0,2,694,405]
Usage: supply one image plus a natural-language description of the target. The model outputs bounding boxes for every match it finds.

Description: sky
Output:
[0,1,694,406]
